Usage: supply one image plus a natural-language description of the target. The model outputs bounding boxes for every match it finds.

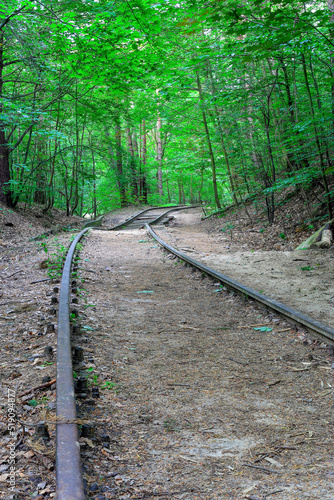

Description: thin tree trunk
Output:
[44,98,61,212]
[114,119,126,206]
[141,120,148,203]
[0,31,12,207]
[301,53,332,218]
[328,0,334,133]
[206,63,239,206]
[156,115,163,200]
[166,170,171,203]
[196,71,221,209]
[126,126,139,200]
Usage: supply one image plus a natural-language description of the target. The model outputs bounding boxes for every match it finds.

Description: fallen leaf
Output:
[80,438,94,448]
[24,450,35,459]
[264,457,283,468]
[242,484,258,494]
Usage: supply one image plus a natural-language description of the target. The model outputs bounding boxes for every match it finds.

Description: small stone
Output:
[31,353,42,359]
[100,433,110,442]
[44,346,53,358]
[91,387,100,399]
[89,483,99,492]
[35,422,49,441]
[46,324,55,333]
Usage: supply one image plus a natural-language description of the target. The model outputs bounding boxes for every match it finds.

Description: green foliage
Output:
[46,241,68,279]
[100,381,116,391]
[0,0,333,218]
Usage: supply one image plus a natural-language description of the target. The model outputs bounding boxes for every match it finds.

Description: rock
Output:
[89,483,100,492]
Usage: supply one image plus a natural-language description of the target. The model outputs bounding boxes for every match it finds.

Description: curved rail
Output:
[55,206,333,497]
[146,224,334,345]
[109,205,185,230]
[56,228,89,500]
[148,205,198,225]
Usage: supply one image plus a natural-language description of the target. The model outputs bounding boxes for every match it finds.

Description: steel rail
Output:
[148,205,199,225]
[109,205,185,230]
[146,224,334,345]
[56,227,89,500]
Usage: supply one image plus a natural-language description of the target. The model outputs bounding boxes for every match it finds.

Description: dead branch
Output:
[18,379,56,398]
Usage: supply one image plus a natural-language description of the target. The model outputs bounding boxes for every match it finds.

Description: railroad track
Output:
[55,205,334,499]
[55,205,191,498]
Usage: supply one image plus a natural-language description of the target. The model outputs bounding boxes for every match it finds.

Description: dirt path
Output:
[160,209,334,328]
[76,223,334,500]
[1,207,333,500]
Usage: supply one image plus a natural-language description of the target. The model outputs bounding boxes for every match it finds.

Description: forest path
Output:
[78,224,334,500]
[159,208,334,328]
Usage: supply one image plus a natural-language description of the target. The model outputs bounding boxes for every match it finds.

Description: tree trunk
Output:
[328,0,334,133]
[166,171,171,203]
[156,115,163,200]
[0,31,13,207]
[178,179,182,205]
[301,53,333,219]
[196,71,221,209]
[33,115,46,205]
[114,120,126,206]
[126,126,139,200]
[206,63,238,206]
[140,120,148,203]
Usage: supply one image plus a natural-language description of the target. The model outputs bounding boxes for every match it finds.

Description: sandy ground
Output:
[159,209,334,330]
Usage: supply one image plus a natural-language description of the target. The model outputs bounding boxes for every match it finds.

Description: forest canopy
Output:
[1,0,334,223]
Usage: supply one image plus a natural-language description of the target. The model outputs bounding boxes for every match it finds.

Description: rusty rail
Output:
[146,224,334,345]
[109,205,185,230]
[56,228,89,500]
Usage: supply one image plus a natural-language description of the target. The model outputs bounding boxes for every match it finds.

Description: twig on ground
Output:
[4,270,24,279]
[30,278,52,284]
[228,357,246,365]
[79,267,96,273]
[242,463,281,474]
[131,490,204,499]
[238,323,270,329]
[264,491,284,498]
[167,383,192,387]
[18,379,56,398]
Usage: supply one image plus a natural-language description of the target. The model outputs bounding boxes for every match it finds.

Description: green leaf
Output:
[254,327,273,332]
